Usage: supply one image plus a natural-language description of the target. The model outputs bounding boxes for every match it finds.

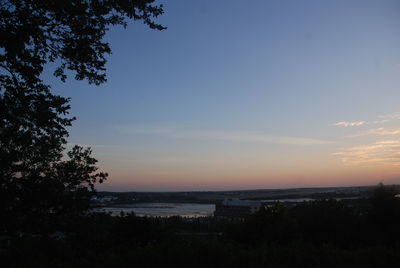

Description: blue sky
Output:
[48,0,400,191]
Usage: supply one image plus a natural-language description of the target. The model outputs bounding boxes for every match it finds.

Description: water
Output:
[93,203,215,217]
[261,198,316,202]
[261,197,360,202]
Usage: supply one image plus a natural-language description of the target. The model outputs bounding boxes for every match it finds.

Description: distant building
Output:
[214,198,262,219]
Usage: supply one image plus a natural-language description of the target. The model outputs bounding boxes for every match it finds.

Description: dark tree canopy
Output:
[1,0,165,85]
[0,0,165,233]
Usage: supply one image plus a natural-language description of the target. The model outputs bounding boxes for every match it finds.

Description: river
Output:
[93,203,215,217]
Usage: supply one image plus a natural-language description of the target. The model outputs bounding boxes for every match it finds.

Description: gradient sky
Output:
[48,0,400,191]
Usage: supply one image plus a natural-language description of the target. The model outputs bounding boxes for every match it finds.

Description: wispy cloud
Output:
[332,112,400,128]
[334,140,400,166]
[333,121,366,127]
[348,128,400,138]
[379,112,400,120]
[371,119,390,124]
[115,125,334,146]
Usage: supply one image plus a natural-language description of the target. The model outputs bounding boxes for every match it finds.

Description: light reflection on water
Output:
[93,203,215,217]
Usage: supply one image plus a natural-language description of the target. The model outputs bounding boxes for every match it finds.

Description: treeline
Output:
[97,186,377,205]
[2,184,400,267]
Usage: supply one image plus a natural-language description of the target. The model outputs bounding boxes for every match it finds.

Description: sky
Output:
[49,0,400,191]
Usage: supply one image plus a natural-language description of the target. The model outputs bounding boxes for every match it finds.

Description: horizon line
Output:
[96,183,390,193]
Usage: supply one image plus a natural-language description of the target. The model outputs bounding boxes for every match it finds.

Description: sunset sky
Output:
[49,0,400,191]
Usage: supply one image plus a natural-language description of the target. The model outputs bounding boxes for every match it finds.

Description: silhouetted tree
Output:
[236,203,297,245]
[368,183,400,244]
[291,199,358,246]
[0,0,165,233]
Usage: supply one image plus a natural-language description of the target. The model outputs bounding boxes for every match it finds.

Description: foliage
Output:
[3,186,400,267]
[0,0,165,233]
[368,183,400,243]
[0,0,165,85]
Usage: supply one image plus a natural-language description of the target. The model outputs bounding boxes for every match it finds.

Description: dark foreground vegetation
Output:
[2,184,400,268]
